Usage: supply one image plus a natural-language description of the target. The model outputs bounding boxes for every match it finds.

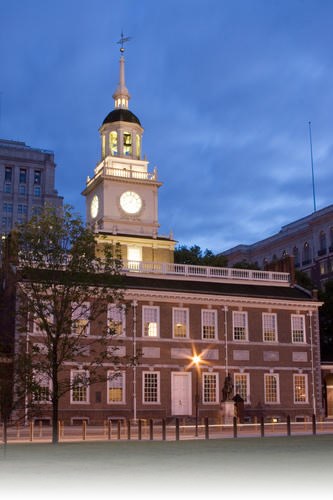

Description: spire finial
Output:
[117,31,132,53]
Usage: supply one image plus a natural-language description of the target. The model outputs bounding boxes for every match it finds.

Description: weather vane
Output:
[117,31,132,53]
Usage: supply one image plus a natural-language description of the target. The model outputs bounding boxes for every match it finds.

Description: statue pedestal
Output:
[220,401,235,425]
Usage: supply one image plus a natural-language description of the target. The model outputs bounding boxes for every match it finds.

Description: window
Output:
[102,135,106,158]
[19,184,26,195]
[262,313,277,342]
[303,242,311,264]
[71,370,89,403]
[18,204,28,215]
[33,373,51,402]
[32,311,54,335]
[201,309,217,340]
[143,372,160,404]
[127,246,142,269]
[173,307,189,338]
[4,183,11,193]
[32,206,42,216]
[107,304,125,336]
[123,132,132,155]
[2,216,12,231]
[293,374,308,403]
[293,246,300,267]
[233,311,248,341]
[3,202,13,213]
[5,167,12,182]
[291,314,306,343]
[143,306,159,337]
[34,186,41,197]
[19,168,27,184]
[319,231,327,252]
[34,170,41,184]
[234,373,249,403]
[72,302,90,335]
[108,371,125,404]
[136,134,141,159]
[203,373,218,403]
[264,374,280,404]
[110,131,117,155]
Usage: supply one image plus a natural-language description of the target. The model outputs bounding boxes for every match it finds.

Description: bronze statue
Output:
[222,373,234,402]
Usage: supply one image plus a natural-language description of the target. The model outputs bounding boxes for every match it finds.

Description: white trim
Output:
[201,309,218,340]
[142,305,160,338]
[70,369,90,404]
[172,307,189,339]
[293,373,309,404]
[202,372,219,404]
[262,312,278,343]
[107,370,126,404]
[264,373,280,404]
[232,311,248,341]
[142,371,161,404]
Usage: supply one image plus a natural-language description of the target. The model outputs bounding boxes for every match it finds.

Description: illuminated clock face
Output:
[120,191,142,214]
[90,195,99,218]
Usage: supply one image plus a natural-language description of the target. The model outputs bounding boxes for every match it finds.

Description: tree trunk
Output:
[51,349,59,445]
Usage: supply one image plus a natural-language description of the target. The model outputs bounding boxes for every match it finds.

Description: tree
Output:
[3,206,129,444]
[232,260,260,270]
[174,245,227,267]
[319,280,333,362]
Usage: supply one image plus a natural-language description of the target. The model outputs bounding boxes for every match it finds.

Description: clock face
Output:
[90,195,99,218]
[120,191,142,214]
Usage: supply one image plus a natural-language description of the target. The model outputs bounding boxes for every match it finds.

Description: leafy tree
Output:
[319,280,333,361]
[232,260,260,270]
[3,206,129,444]
[174,245,227,267]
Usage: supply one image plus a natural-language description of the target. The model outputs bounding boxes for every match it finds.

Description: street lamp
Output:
[192,354,201,437]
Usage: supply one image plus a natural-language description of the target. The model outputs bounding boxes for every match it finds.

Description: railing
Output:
[1,415,330,443]
[86,161,158,185]
[123,260,291,285]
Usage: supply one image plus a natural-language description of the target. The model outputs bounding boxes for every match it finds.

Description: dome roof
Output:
[102,108,141,126]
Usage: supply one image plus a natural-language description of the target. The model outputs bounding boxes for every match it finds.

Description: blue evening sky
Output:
[1,0,333,252]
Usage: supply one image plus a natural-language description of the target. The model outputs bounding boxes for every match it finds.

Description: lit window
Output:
[110,131,118,155]
[173,307,189,338]
[107,304,125,336]
[234,373,249,403]
[291,314,306,343]
[201,309,217,339]
[203,373,218,403]
[101,135,106,158]
[123,132,132,156]
[127,246,142,270]
[108,371,125,404]
[143,372,160,404]
[264,374,280,404]
[136,134,141,159]
[71,302,90,335]
[262,313,277,342]
[233,311,248,341]
[71,370,89,403]
[143,306,159,337]
[294,374,308,403]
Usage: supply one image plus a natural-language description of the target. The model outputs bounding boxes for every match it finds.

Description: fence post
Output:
[205,417,209,440]
[117,421,121,440]
[233,416,237,438]
[260,416,265,437]
[108,420,112,440]
[162,418,166,441]
[39,421,43,438]
[16,423,20,439]
[138,419,142,440]
[287,415,291,436]
[149,419,154,441]
[312,414,316,435]
[127,419,131,440]
[29,421,34,442]
[175,418,180,441]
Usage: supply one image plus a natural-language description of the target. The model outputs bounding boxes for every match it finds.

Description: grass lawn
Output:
[1,435,332,499]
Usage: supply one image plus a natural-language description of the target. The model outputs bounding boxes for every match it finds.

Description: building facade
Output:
[222,205,333,289]
[0,139,63,236]
[0,46,325,427]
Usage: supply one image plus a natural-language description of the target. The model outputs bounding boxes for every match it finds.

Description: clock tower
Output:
[82,42,175,265]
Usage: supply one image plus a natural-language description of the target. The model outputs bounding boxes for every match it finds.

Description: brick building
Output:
[0,46,325,426]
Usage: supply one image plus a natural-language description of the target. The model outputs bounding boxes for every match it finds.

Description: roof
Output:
[123,275,314,301]
[102,108,141,126]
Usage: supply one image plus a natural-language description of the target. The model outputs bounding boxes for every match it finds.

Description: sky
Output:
[1,0,333,253]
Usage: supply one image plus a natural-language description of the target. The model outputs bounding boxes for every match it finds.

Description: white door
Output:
[171,372,192,415]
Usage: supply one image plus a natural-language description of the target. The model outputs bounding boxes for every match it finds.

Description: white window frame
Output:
[232,311,248,341]
[172,307,189,339]
[202,372,219,404]
[71,302,90,336]
[262,313,278,342]
[291,314,306,344]
[70,369,90,404]
[201,309,218,340]
[33,372,52,403]
[234,373,250,404]
[142,305,160,338]
[32,311,54,335]
[107,304,126,337]
[293,374,308,404]
[107,371,126,404]
[264,374,280,404]
[142,371,160,404]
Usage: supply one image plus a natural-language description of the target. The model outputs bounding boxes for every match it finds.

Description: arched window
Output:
[110,132,118,156]
[136,134,141,159]
[293,246,300,267]
[123,132,132,156]
[319,231,327,253]
[101,135,106,159]
[303,242,311,264]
